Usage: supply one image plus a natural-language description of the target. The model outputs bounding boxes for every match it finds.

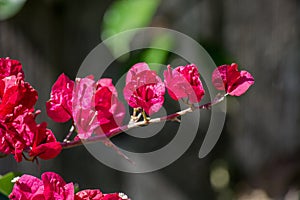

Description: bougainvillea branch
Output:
[0,58,254,162]
[0,57,254,200]
[61,93,226,150]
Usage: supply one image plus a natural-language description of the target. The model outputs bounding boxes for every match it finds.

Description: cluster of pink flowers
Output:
[0,58,61,162]
[46,74,125,139]
[0,58,254,162]
[212,63,254,96]
[46,62,208,139]
[0,57,254,200]
[9,172,130,200]
[123,62,206,115]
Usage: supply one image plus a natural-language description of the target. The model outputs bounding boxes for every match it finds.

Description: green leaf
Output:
[74,183,80,194]
[0,0,27,21]
[101,0,160,59]
[0,172,21,197]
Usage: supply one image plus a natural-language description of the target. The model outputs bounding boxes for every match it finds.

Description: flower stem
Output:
[63,125,75,142]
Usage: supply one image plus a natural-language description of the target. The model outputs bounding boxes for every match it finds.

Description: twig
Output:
[63,125,75,142]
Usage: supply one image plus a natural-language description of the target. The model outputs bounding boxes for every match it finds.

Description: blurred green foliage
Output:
[101,0,162,62]
[0,0,26,20]
[141,33,173,72]
[0,172,21,198]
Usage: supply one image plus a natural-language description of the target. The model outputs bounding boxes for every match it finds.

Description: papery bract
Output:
[72,76,125,139]
[10,172,130,200]
[29,123,62,160]
[75,191,131,200]
[75,189,103,200]
[9,175,44,200]
[9,172,74,200]
[72,76,99,139]
[46,73,74,123]
[42,172,74,200]
[0,59,61,162]
[212,63,254,96]
[125,62,150,84]
[164,64,205,103]
[0,74,38,117]
[123,63,165,115]
[0,74,38,162]
[0,57,24,80]
[102,193,130,200]
[95,78,125,136]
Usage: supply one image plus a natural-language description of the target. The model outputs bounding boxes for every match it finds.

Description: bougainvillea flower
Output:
[0,109,61,162]
[102,193,130,200]
[75,189,103,200]
[212,63,254,96]
[0,109,38,162]
[42,172,74,200]
[0,75,38,162]
[29,122,62,160]
[75,190,130,200]
[95,79,125,136]
[0,57,24,80]
[123,62,165,115]
[72,76,99,139]
[10,172,130,200]
[9,174,44,200]
[164,64,205,103]
[9,172,74,200]
[125,62,150,84]
[46,73,74,122]
[0,74,38,117]
[0,61,61,162]
[72,76,125,139]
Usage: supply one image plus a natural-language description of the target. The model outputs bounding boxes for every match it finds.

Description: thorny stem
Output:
[61,93,226,150]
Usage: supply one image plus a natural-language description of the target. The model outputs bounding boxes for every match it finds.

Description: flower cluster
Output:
[9,172,130,200]
[0,58,254,163]
[123,62,206,117]
[0,58,61,162]
[212,63,254,96]
[123,63,165,115]
[0,57,254,200]
[46,74,125,139]
[164,64,205,103]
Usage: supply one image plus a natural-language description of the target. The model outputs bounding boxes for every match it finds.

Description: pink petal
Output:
[125,62,150,84]
[30,142,62,160]
[124,66,165,115]
[0,58,24,80]
[29,123,61,160]
[9,175,44,200]
[42,172,74,200]
[164,64,204,103]
[72,76,99,139]
[95,79,125,135]
[102,193,130,200]
[0,76,38,118]
[227,70,254,96]
[75,189,103,200]
[212,63,254,96]
[46,73,74,123]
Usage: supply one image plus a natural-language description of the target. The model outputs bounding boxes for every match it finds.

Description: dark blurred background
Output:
[1,0,300,199]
